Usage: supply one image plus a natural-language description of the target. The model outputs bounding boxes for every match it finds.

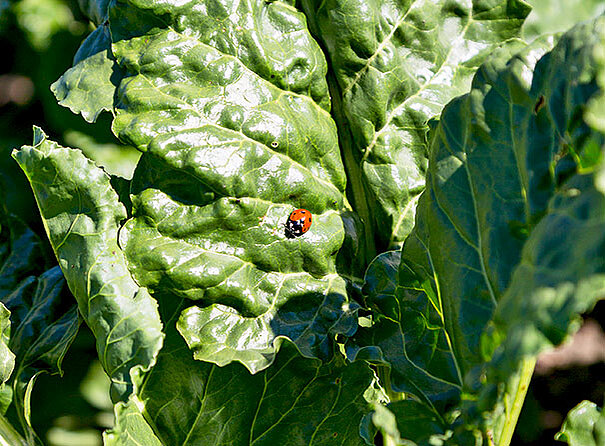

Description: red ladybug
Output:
[285,209,312,238]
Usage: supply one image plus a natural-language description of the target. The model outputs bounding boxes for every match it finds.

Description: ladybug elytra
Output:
[285,209,312,238]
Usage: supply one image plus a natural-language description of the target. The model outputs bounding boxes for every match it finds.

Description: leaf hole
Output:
[335,377,341,385]
[534,95,545,114]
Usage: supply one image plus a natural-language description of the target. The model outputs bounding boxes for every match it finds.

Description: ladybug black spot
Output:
[285,218,304,238]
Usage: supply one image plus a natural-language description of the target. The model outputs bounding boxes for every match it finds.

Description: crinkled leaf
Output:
[12,127,164,401]
[299,0,531,249]
[134,326,372,446]
[114,0,330,109]
[51,0,361,372]
[555,401,605,446]
[54,0,331,121]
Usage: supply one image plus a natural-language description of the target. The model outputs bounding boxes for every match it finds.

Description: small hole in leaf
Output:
[335,377,341,385]
[332,432,338,438]
[534,95,545,114]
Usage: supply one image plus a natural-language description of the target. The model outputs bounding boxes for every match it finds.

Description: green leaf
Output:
[135,326,373,446]
[12,128,164,401]
[0,303,15,412]
[51,24,121,123]
[476,20,605,441]
[555,401,605,446]
[0,414,28,446]
[5,267,79,446]
[0,209,80,444]
[299,0,531,250]
[348,250,461,412]
[363,399,448,446]
[112,0,330,108]
[54,0,331,122]
[0,213,49,302]
[397,35,557,383]
[351,15,605,443]
[360,403,402,446]
[49,0,363,373]
[77,0,112,25]
[103,398,163,446]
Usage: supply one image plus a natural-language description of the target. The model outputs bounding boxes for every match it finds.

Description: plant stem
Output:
[0,415,28,446]
[376,365,405,446]
[384,432,400,446]
[497,357,536,446]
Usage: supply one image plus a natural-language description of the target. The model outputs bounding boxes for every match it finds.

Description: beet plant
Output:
[1,0,604,444]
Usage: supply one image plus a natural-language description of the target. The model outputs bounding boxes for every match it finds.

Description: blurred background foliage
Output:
[0,0,603,444]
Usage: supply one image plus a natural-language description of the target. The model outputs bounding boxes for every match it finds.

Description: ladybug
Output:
[285,209,312,238]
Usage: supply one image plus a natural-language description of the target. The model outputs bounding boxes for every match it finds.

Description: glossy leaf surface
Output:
[50,0,362,373]
[555,401,605,446]
[13,128,164,401]
[300,0,531,250]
